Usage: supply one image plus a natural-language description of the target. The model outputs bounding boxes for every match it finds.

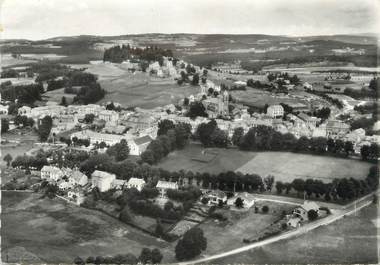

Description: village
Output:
[1,39,379,264]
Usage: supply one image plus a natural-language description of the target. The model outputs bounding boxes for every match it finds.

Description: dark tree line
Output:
[233,125,359,158]
[276,165,379,201]
[103,44,173,63]
[1,83,43,104]
[76,247,163,265]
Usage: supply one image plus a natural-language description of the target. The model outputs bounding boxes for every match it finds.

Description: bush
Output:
[307,209,318,221]
[262,205,269,213]
[201,197,209,205]
[175,227,207,261]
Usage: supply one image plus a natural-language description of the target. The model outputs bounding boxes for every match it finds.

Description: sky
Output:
[0,0,379,40]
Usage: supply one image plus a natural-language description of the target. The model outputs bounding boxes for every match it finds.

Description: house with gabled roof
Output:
[127,177,146,191]
[129,135,153,156]
[41,165,63,181]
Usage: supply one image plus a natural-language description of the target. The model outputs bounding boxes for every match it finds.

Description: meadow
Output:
[1,191,174,263]
[157,144,373,182]
[211,204,379,264]
[199,201,295,256]
[80,63,199,109]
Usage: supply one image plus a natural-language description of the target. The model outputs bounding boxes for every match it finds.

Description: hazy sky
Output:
[1,0,379,40]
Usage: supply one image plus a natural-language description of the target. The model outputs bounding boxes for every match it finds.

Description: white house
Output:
[98,110,119,125]
[129,135,153,156]
[127,177,146,191]
[156,180,179,197]
[205,190,227,205]
[40,165,63,181]
[0,104,8,114]
[267,105,284,118]
[58,180,72,191]
[68,170,88,186]
[91,170,116,192]
[17,106,32,117]
[70,130,130,146]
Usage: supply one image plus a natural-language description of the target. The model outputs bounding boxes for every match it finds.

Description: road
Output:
[177,191,378,265]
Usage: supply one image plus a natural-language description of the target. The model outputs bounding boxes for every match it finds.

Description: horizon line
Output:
[1,31,378,42]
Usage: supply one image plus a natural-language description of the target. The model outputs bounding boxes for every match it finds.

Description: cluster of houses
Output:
[148,57,179,78]
[40,165,148,204]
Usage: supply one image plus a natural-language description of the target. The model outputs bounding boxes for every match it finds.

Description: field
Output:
[0,53,37,67]
[42,87,76,104]
[212,204,379,264]
[1,191,174,263]
[76,63,199,109]
[199,201,295,255]
[236,152,373,183]
[157,144,373,182]
[231,87,312,108]
[157,144,257,174]
[1,128,40,168]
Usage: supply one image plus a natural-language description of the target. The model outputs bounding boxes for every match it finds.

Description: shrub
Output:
[307,209,318,221]
[262,205,269,213]
[201,197,209,205]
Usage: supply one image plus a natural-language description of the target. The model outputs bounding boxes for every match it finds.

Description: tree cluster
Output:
[236,125,356,158]
[14,115,34,127]
[37,115,53,142]
[275,165,378,201]
[106,139,130,161]
[196,120,228,147]
[141,122,191,164]
[187,101,208,119]
[1,118,9,133]
[175,227,207,261]
[1,83,43,104]
[166,186,202,202]
[103,44,173,63]
[360,143,379,161]
[11,152,48,170]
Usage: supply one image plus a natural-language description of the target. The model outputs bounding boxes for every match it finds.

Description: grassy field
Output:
[157,144,373,182]
[212,204,379,264]
[199,202,295,255]
[1,191,174,263]
[1,129,40,168]
[236,151,373,183]
[42,88,76,104]
[157,144,257,174]
[78,63,199,109]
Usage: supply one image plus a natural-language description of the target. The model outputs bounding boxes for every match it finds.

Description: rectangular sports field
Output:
[157,144,373,182]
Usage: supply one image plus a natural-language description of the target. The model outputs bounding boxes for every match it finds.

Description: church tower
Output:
[223,90,229,115]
